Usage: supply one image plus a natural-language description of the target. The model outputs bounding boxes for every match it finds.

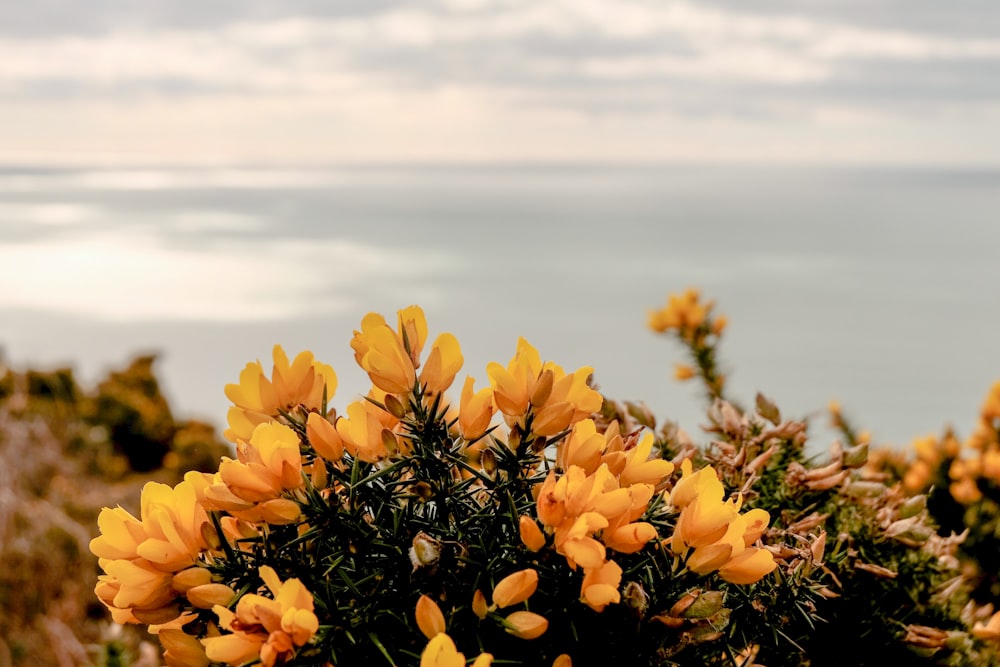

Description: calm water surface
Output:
[2,165,998,450]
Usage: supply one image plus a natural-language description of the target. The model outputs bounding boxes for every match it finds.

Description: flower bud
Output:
[159,629,210,667]
[480,448,498,477]
[519,516,546,552]
[843,480,886,498]
[530,369,555,407]
[186,584,236,609]
[755,392,780,424]
[409,532,442,571]
[898,494,927,519]
[132,604,182,625]
[843,442,869,468]
[668,589,700,618]
[306,412,344,461]
[552,656,572,667]
[171,566,213,592]
[472,590,489,620]
[622,581,649,617]
[384,393,408,419]
[682,590,725,619]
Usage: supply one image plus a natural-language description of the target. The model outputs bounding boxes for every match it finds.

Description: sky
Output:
[2,0,1000,165]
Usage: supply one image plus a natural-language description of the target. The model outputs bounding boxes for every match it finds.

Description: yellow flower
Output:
[91,478,214,624]
[717,547,777,584]
[224,345,337,442]
[459,376,495,441]
[351,312,418,394]
[669,459,724,509]
[673,491,741,550]
[202,614,265,667]
[492,569,538,609]
[420,333,464,395]
[90,506,146,561]
[487,337,542,418]
[336,400,391,463]
[580,560,622,612]
[421,633,464,667]
[218,422,303,504]
[535,366,603,436]
[618,432,674,488]
[415,595,447,639]
[420,633,494,667]
[503,611,549,639]
[740,508,771,546]
[561,420,606,474]
[101,559,176,611]
[687,514,747,575]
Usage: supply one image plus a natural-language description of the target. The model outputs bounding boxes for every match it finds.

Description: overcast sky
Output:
[2,0,1000,165]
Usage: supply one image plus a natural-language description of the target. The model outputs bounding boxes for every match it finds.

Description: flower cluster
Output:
[668,460,775,584]
[646,287,727,398]
[87,288,1000,666]
[91,479,211,626]
[89,301,872,666]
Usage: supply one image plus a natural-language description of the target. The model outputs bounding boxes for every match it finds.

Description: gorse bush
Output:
[90,292,1000,666]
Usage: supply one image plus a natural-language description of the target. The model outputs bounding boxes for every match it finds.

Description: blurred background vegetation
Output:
[0,355,229,666]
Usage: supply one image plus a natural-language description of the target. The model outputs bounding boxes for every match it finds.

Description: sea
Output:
[2,164,999,453]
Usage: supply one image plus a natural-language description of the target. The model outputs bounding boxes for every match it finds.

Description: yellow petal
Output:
[420,633,465,667]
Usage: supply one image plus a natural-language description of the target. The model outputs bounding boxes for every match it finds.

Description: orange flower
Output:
[415,595,447,639]
[159,629,210,667]
[305,412,344,462]
[647,288,710,340]
[218,422,303,503]
[492,569,538,609]
[972,611,1000,642]
[203,566,318,667]
[503,611,549,639]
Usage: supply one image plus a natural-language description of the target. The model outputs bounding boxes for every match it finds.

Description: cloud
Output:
[1,0,998,164]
